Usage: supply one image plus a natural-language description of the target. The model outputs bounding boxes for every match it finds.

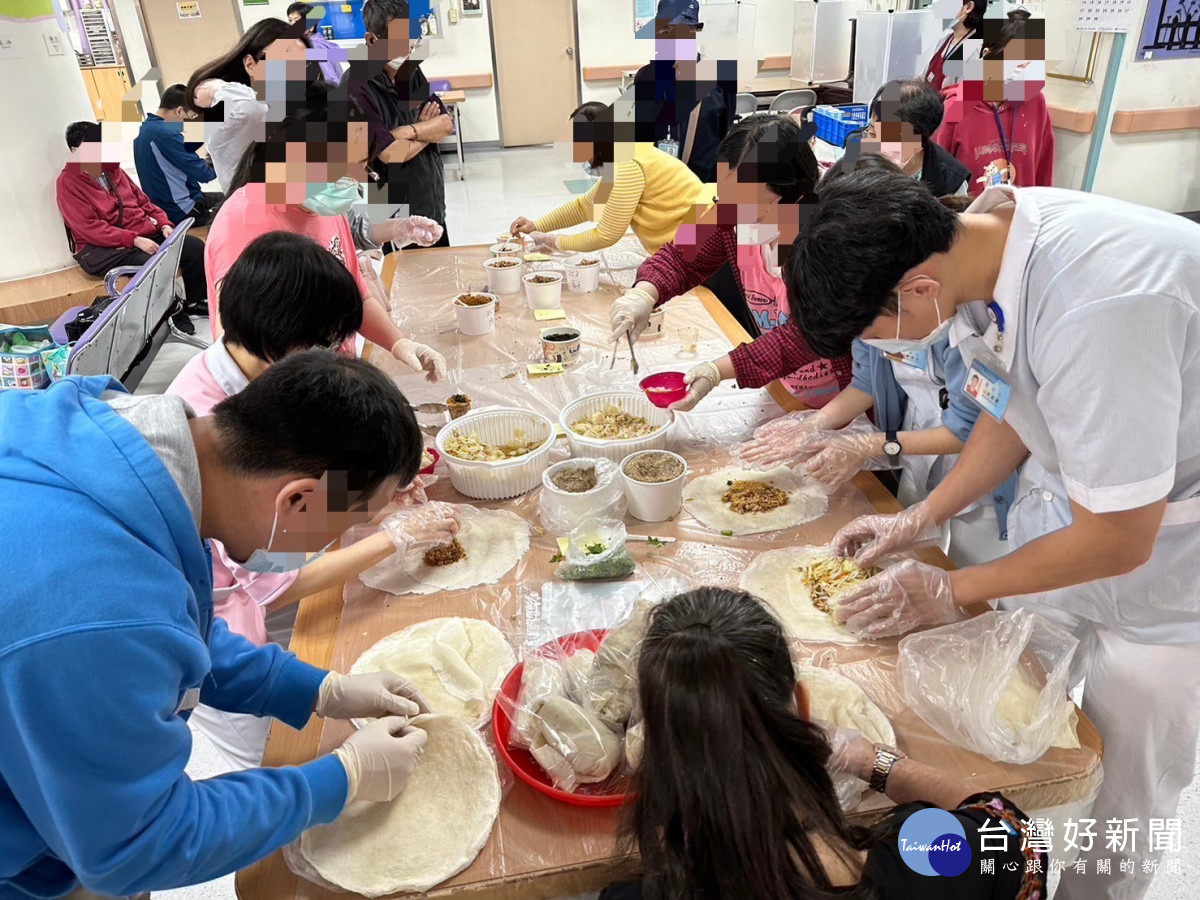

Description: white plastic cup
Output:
[620,450,688,523]
[523,270,565,310]
[483,257,524,294]
[540,326,582,366]
[563,255,601,293]
[644,306,665,340]
[490,242,524,259]
[454,292,498,335]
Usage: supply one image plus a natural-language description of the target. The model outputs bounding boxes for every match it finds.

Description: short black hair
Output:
[159,84,189,111]
[66,121,100,150]
[787,168,961,358]
[963,0,990,32]
[287,1,314,16]
[716,113,819,205]
[570,102,617,168]
[212,349,421,508]
[362,0,410,38]
[820,149,905,186]
[982,9,1044,58]
[870,78,945,142]
[220,231,363,362]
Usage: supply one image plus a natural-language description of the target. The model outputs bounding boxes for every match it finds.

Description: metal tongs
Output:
[608,329,640,375]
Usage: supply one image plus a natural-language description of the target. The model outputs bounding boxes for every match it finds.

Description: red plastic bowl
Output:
[492,629,634,808]
[419,446,440,476]
[640,371,687,408]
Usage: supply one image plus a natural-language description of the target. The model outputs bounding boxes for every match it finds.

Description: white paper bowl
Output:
[435,407,556,500]
[483,257,524,294]
[559,391,673,463]
[453,292,498,335]
[490,242,525,258]
[620,450,689,522]
[563,255,601,293]
[523,270,565,310]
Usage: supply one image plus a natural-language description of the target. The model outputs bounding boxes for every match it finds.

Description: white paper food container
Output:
[435,407,556,500]
[523,271,565,310]
[621,450,688,522]
[559,391,673,463]
[454,293,498,335]
[563,255,601,293]
[490,242,524,258]
[483,257,524,294]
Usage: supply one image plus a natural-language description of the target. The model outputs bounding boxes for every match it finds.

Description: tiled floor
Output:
[136,145,1197,899]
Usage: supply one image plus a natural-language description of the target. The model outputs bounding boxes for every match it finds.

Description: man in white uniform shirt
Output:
[775,169,1200,900]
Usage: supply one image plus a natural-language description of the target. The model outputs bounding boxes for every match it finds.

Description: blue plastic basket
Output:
[813,104,870,147]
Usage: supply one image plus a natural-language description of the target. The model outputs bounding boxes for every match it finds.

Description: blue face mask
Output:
[863,289,952,355]
[303,177,361,217]
[241,506,334,574]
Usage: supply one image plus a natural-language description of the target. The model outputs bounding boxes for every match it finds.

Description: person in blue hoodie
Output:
[736,153,1013,566]
[0,351,437,899]
[133,84,223,228]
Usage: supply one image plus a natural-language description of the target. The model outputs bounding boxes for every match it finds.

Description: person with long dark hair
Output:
[185,18,313,190]
[203,80,446,382]
[603,587,1045,900]
[608,114,851,412]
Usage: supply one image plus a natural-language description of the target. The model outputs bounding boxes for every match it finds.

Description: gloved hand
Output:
[802,431,884,491]
[818,722,877,781]
[390,473,438,509]
[392,338,447,383]
[609,287,658,344]
[316,670,430,720]
[834,559,959,639]
[381,500,461,566]
[509,216,536,236]
[389,215,443,248]
[334,716,429,802]
[734,410,833,469]
[669,360,722,412]
[529,231,558,252]
[831,500,940,568]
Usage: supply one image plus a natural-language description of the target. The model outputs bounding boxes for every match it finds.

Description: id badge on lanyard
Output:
[991,105,1012,186]
[657,135,680,158]
[963,301,1012,419]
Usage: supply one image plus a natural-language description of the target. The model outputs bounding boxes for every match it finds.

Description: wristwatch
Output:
[869,744,906,793]
[883,430,902,467]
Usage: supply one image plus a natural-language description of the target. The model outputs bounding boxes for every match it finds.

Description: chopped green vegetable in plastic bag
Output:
[556,519,636,581]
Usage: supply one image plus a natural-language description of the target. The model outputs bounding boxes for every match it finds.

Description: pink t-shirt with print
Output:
[735,242,842,407]
[203,183,370,344]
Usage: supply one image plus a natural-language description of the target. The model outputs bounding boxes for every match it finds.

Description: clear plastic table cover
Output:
[286,244,1103,898]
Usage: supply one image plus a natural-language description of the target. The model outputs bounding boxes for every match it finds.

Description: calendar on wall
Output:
[1076,0,1137,32]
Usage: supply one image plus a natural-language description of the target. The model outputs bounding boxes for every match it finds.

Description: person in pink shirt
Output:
[204,79,447,382]
[169,230,459,769]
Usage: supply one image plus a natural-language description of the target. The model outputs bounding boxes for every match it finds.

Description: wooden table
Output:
[237,244,1102,899]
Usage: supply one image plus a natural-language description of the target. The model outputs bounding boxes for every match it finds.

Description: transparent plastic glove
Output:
[529,231,558,252]
[609,287,657,344]
[381,501,461,565]
[818,722,876,780]
[316,671,429,720]
[831,500,940,568]
[333,716,429,802]
[391,338,447,383]
[390,215,443,248]
[390,473,437,509]
[834,560,959,639]
[669,360,722,412]
[802,432,882,491]
[735,410,833,469]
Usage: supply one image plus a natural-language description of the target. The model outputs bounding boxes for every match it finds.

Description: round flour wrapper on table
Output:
[683,466,827,536]
[360,507,531,597]
[351,617,517,727]
[741,546,863,645]
[299,715,501,897]
[797,665,895,811]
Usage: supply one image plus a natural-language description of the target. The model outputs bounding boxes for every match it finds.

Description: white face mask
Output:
[241,506,334,574]
[863,290,952,355]
[736,222,780,246]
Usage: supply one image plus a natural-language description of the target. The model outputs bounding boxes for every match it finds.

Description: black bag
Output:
[64,295,117,343]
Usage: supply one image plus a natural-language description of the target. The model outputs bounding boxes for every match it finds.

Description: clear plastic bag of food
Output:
[586,597,657,727]
[539,457,627,534]
[555,518,636,581]
[506,641,598,750]
[898,608,1081,764]
[526,694,624,793]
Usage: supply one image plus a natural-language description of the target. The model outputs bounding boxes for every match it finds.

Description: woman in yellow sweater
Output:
[510,102,714,254]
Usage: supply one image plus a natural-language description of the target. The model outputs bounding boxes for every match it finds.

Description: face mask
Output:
[736,222,780,246]
[241,506,334,574]
[864,291,952,354]
[303,177,361,216]
[582,160,603,177]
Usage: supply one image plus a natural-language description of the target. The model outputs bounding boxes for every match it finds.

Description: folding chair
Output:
[768,89,818,115]
[735,92,760,119]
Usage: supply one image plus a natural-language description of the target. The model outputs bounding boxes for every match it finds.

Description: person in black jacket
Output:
[630,0,736,185]
[860,78,972,198]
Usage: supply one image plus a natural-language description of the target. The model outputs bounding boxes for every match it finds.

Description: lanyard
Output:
[991,104,1011,166]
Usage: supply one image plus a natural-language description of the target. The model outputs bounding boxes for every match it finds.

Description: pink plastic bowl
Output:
[640,371,687,408]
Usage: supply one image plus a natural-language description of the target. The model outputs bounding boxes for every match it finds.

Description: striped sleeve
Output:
[547,161,647,253]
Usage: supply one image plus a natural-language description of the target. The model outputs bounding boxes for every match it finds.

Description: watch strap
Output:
[869,745,904,793]
[884,430,902,465]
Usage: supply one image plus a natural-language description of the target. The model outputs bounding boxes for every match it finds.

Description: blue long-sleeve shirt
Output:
[0,377,346,899]
[133,115,217,224]
[850,337,1014,538]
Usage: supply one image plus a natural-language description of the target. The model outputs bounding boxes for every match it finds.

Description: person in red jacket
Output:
[932,11,1054,197]
[56,121,208,329]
